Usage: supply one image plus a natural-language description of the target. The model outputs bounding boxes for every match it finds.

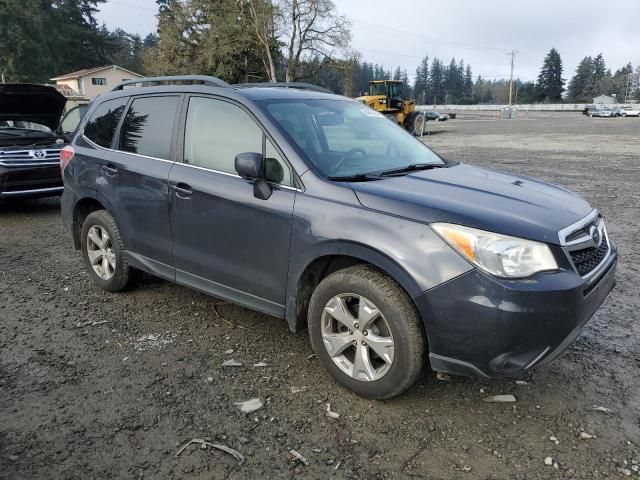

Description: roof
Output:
[95,83,344,106]
[232,85,340,100]
[50,65,143,81]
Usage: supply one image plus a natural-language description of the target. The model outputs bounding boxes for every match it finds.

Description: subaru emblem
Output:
[589,225,601,247]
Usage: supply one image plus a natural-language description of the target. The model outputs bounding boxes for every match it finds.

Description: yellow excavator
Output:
[356,80,424,135]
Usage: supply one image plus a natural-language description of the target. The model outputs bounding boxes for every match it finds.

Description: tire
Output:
[308,265,425,399]
[622,113,626,117]
[405,112,425,136]
[81,209,140,292]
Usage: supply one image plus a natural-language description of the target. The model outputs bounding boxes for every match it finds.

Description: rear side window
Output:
[118,96,179,160]
[83,97,128,148]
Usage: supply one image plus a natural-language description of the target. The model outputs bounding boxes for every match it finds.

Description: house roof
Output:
[50,65,143,81]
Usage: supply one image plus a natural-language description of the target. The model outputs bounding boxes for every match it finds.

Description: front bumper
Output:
[0,164,63,199]
[415,242,617,377]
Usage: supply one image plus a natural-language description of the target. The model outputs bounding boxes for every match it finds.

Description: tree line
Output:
[1,0,638,104]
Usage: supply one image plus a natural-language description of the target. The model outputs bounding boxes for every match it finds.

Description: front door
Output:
[169,96,296,316]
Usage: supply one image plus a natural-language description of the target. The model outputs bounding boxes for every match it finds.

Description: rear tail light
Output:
[60,146,75,172]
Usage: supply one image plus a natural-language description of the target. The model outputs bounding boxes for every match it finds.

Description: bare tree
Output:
[281,0,351,82]
[242,0,279,82]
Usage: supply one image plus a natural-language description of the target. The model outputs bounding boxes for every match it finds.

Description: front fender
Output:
[284,190,473,331]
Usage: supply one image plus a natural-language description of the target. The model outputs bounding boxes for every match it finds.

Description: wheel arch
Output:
[285,241,425,334]
[71,196,107,249]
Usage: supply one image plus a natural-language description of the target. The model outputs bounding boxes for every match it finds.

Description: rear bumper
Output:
[415,242,617,377]
[0,164,63,199]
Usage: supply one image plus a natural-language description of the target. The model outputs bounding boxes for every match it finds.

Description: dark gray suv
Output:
[61,76,617,399]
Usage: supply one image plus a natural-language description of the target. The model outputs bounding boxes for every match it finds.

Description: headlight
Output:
[432,223,558,278]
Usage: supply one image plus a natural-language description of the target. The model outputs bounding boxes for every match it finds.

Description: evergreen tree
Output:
[463,64,474,103]
[0,0,114,82]
[429,58,445,104]
[536,48,565,102]
[567,56,594,102]
[413,54,430,104]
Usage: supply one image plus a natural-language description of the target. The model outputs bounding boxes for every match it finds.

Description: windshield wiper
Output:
[378,163,445,177]
[328,172,384,182]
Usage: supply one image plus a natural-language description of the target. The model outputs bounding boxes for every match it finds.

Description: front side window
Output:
[118,96,179,160]
[92,78,107,86]
[262,99,444,178]
[184,97,293,186]
[83,97,128,148]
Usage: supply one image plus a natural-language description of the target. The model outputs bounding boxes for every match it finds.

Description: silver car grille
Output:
[0,148,62,167]
[558,211,611,281]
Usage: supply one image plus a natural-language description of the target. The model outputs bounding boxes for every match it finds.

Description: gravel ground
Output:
[1,114,639,479]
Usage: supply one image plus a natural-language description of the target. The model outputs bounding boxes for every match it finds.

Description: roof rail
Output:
[111,75,230,92]
[235,82,332,94]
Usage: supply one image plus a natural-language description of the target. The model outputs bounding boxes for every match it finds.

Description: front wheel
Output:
[308,265,425,399]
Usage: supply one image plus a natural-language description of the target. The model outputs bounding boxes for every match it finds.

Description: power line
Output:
[351,18,514,54]
[105,0,157,12]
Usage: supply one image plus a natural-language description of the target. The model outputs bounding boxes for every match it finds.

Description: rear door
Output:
[169,95,297,316]
[95,94,181,278]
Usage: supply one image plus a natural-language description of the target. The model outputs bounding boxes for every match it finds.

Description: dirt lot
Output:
[1,114,639,479]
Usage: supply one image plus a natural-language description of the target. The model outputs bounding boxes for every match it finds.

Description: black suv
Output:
[0,84,85,199]
[61,76,617,399]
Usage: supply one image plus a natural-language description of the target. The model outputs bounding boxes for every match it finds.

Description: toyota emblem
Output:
[32,150,46,159]
[590,225,601,247]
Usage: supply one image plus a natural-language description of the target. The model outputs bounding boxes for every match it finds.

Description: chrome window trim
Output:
[82,135,175,164]
[82,135,301,192]
[177,162,302,192]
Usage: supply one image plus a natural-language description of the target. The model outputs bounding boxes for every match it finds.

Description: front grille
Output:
[0,148,61,166]
[569,230,609,276]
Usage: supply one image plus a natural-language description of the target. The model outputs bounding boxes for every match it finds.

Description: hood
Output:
[0,84,67,130]
[350,164,593,245]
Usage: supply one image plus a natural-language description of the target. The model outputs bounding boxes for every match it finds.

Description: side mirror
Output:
[235,152,272,200]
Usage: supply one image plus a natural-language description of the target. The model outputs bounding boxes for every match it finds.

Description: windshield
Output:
[389,83,401,98]
[369,83,387,96]
[261,99,444,178]
[0,120,52,134]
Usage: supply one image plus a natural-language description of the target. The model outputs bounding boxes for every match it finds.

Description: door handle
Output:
[170,183,193,198]
[101,164,118,176]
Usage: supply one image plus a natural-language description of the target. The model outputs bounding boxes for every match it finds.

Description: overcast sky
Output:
[97,0,640,82]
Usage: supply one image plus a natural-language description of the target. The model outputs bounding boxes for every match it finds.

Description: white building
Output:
[593,95,616,104]
[50,65,143,100]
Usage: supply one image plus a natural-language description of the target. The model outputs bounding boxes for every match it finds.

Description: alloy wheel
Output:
[86,225,116,280]
[320,293,394,381]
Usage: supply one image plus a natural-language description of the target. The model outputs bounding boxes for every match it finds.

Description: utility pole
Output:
[507,50,518,108]
[624,73,631,103]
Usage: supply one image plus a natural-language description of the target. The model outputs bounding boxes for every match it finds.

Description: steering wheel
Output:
[333,148,368,174]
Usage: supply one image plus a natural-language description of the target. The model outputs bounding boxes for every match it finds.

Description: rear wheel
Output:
[308,265,425,399]
[81,210,140,292]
